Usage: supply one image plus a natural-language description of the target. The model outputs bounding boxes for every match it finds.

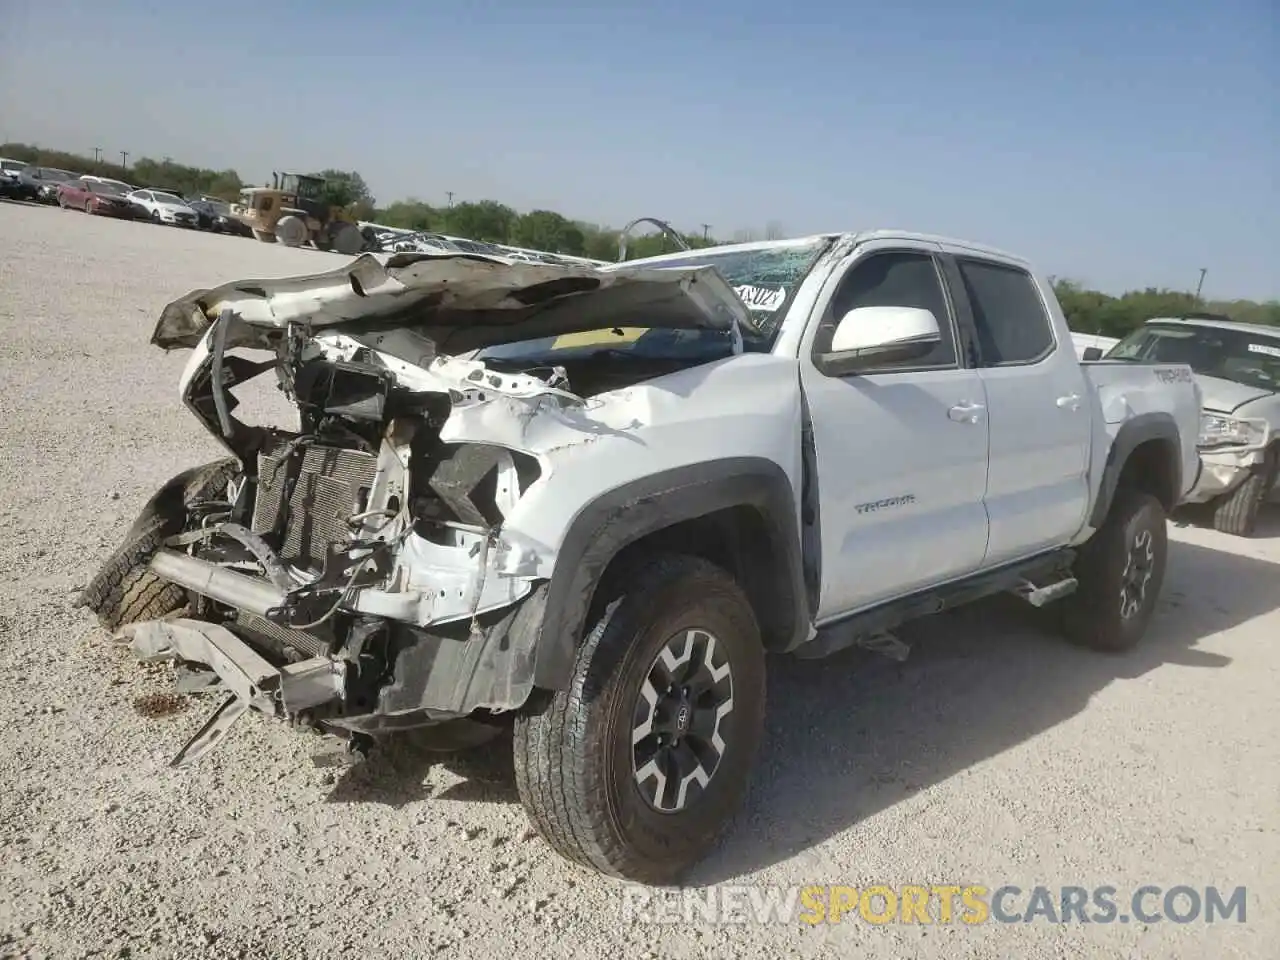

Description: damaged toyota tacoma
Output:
[83,231,1203,884]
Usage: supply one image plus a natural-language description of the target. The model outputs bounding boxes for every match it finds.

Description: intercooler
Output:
[251,441,379,570]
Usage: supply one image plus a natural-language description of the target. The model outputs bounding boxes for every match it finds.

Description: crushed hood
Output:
[1195,374,1277,414]
[152,251,755,355]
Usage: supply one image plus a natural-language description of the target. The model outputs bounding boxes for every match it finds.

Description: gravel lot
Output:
[1,199,1276,959]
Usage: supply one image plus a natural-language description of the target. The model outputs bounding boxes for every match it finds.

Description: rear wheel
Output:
[512,553,765,884]
[1059,490,1168,652]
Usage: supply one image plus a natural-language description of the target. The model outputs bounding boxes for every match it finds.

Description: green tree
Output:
[309,169,374,210]
[376,199,439,231]
[440,200,518,243]
[511,209,585,255]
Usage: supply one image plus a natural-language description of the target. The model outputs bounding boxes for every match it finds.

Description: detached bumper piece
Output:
[121,618,344,767]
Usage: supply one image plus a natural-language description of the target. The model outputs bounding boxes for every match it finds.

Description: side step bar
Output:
[1013,577,1078,607]
[150,548,285,617]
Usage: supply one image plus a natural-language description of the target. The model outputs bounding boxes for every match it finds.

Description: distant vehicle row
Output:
[0,158,251,236]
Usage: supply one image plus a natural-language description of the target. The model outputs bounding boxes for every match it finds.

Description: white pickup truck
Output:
[83,230,1202,885]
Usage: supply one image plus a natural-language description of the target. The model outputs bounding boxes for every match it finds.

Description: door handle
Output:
[1056,393,1082,411]
[948,402,985,424]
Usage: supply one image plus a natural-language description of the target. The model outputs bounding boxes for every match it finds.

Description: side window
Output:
[956,258,1054,365]
[818,251,957,369]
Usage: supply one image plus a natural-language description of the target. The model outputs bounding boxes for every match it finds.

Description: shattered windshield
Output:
[1107,323,1280,393]
[474,238,832,364]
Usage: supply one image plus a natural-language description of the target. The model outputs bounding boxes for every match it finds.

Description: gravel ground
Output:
[1,199,1276,959]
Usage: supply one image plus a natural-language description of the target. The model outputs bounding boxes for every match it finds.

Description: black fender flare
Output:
[1089,412,1182,528]
[531,456,810,690]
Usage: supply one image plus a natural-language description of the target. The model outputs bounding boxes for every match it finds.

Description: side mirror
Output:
[815,306,941,376]
[1081,346,1103,361]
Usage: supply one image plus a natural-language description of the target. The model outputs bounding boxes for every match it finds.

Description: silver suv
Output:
[1103,316,1280,536]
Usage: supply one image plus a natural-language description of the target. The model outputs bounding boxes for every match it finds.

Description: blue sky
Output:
[2,0,1276,299]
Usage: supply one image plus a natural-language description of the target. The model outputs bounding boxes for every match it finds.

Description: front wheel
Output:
[513,553,765,885]
[80,459,237,632]
[1210,450,1276,537]
[1059,490,1168,652]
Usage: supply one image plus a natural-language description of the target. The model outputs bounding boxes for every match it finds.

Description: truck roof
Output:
[624,230,1030,267]
[1145,316,1280,338]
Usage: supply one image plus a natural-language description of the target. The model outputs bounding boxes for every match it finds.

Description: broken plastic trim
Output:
[122,617,345,766]
[210,309,234,439]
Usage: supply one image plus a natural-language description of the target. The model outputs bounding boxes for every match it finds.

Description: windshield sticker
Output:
[734,284,787,312]
[1247,343,1280,359]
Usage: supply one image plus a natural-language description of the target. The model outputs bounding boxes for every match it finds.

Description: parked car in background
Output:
[0,157,30,180]
[186,197,253,235]
[19,166,79,204]
[0,157,35,200]
[56,178,139,219]
[127,189,200,227]
[80,175,135,193]
[1098,315,1280,536]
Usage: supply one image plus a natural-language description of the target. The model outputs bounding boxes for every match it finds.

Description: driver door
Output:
[800,240,991,620]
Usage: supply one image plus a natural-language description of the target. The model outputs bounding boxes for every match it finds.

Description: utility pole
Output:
[119,150,129,169]
[446,191,455,208]
[701,223,710,242]
[92,146,102,170]
[1194,268,1207,302]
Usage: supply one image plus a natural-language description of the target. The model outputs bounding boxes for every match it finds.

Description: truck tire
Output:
[79,459,237,633]
[512,553,765,885]
[1210,450,1277,537]
[1060,489,1167,652]
[274,215,308,247]
[329,221,365,256]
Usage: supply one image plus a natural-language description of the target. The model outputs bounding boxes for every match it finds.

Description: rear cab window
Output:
[956,258,1055,365]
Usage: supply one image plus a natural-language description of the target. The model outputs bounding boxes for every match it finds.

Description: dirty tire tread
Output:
[1210,458,1274,537]
[116,567,187,627]
[80,517,181,632]
[80,459,237,632]
[512,553,765,884]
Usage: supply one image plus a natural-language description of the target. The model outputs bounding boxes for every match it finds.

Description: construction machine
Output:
[229,172,366,255]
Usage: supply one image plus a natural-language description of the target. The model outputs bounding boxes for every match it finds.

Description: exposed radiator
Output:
[232,610,329,659]
[252,442,378,569]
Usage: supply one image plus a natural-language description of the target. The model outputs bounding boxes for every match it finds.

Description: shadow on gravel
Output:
[1174,502,1280,541]
[321,730,519,807]
[693,537,1277,883]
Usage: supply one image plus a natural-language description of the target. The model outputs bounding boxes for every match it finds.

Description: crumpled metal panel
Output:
[151,252,754,352]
